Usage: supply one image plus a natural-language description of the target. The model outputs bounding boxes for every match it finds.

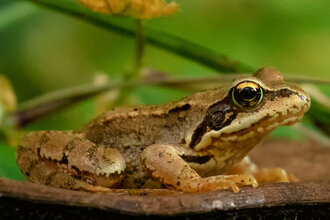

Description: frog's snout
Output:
[279,89,311,127]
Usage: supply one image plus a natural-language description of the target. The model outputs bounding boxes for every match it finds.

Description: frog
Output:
[16,67,311,193]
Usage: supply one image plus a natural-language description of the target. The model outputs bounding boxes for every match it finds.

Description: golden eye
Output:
[232,81,263,108]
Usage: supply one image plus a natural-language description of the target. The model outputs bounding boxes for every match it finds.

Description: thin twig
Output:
[285,75,330,86]
[8,77,220,126]
[292,124,330,147]
[4,67,330,127]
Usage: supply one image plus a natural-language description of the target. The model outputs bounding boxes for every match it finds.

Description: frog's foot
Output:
[46,172,113,193]
[227,156,298,183]
[142,144,258,193]
[195,174,258,193]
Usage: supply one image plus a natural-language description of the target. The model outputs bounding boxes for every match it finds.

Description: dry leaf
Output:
[0,75,16,112]
[77,0,178,19]
[0,75,16,129]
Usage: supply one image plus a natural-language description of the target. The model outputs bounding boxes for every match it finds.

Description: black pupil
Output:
[239,87,258,100]
[232,82,263,108]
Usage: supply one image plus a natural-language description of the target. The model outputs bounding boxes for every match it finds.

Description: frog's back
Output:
[81,103,198,149]
[81,87,229,150]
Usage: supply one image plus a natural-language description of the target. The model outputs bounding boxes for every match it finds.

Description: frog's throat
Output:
[188,88,310,151]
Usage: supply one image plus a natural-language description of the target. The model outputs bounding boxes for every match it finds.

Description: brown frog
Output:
[16,67,310,192]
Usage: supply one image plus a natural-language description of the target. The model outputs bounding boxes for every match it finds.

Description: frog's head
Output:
[188,67,311,151]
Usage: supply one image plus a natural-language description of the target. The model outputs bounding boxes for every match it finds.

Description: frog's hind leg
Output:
[16,146,113,192]
[142,144,258,192]
[227,156,298,182]
[16,131,126,192]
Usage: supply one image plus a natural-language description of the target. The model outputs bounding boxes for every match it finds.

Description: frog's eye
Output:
[232,81,263,108]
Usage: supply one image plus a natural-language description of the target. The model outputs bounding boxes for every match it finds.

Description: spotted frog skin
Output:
[16,67,310,192]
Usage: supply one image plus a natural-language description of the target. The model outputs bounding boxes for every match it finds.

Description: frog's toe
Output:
[245,174,258,187]
[230,184,240,193]
[227,175,258,192]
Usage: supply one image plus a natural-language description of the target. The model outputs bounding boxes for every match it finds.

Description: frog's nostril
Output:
[298,94,308,101]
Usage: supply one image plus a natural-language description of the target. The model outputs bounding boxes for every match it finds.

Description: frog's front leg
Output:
[16,131,126,192]
[227,156,299,182]
[142,144,258,192]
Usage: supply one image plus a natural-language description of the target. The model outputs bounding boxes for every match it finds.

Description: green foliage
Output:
[0,143,25,180]
[308,100,330,136]
[270,127,302,140]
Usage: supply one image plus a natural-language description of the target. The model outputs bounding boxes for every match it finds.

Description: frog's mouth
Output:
[215,111,305,143]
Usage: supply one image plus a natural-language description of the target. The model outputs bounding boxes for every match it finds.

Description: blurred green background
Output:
[0,0,329,180]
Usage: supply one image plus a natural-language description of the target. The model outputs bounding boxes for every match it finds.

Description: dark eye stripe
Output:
[266,88,295,100]
[189,95,237,148]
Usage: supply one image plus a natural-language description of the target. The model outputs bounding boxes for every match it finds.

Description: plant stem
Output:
[0,3,37,31]
[111,19,145,107]
[24,0,254,73]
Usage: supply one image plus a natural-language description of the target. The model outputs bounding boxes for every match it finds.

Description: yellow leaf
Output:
[0,75,16,112]
[77,0,178,19]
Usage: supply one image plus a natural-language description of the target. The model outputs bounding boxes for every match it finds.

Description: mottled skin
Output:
[16,67,310,192]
